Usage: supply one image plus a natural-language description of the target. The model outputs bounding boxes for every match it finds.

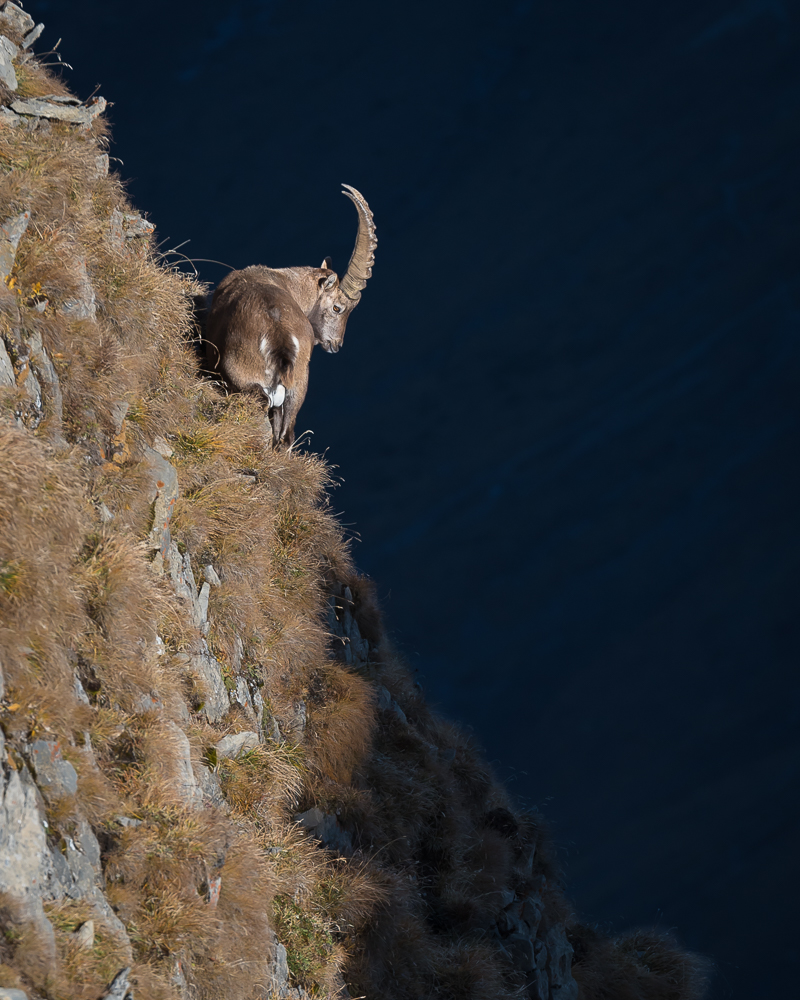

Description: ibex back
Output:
[205,185,377,447]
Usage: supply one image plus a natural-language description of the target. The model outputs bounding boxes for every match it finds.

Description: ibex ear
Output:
[320,256,332,270]
[320,273,337,290]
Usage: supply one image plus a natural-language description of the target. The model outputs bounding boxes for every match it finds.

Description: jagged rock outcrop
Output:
[0,7,709,1000]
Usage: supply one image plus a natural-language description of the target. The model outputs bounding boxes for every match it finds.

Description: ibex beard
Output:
[204,184,377,448]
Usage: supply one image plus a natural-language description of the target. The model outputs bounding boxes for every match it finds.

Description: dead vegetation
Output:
[0,34,709,1000]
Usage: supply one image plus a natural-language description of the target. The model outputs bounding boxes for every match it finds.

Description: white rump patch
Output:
[259,336,268,355]
[273,383,286,407]
[291,335,300,355]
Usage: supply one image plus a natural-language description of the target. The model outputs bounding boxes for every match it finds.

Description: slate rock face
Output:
[29,739,78,800]
[0,210,30,281]
[0,763,52,904]
[0,33,17,87]
[0,2,35,36]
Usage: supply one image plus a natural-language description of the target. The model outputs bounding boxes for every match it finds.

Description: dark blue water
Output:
[30,1,800,993]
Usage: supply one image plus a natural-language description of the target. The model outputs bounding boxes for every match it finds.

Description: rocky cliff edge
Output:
[0,5,709,999]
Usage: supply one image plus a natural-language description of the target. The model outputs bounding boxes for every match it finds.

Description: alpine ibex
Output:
[204,184,377,447]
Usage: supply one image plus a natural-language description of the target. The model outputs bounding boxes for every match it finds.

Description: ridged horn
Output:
[339,184,377,302]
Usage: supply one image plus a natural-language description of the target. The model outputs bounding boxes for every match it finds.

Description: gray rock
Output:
[203,563,221,586]
[294,807,353,855]
[76,819,102,870]
[497,906,528,940]
[93,154,109,179]
[377,684,407,723]
[0,337,15,387]
[99,502,114,522]
[20,21,42,48]
[29,739,78,798]
[0,106,20,127]
[61,257,96,320]
[101,966,131,1000]
[10,95,107,125]
[294,807,325,831]
[215,731,259,760]
[19,361,42,427]
[51,824,102,900]
[498,888,515,909]
[48,844,72,890]
[231,635,244,672]
[0,2,35,34]
[182,551,199,602]
[261,708,281,743]
[73,918,94,948]
[122,212,155,239]
[0,209,29,281]
[166,722,202,810]
[143,444,178,505]
[116,815,142,829]
[109,208,124,249]
[132,691,162,715]
[152,434,173,458]
[192,645,230,723]
[173,696,191,725]
[520,895,543,935]
[195,764,226,811]
[292,699,306,738]
[233,676,258,720]
[25,329,63,427]
[328,585,364,664]
[347,614,369,662]
[163,541,196,604]
[53,840,94,899]
[545,925,578,999]
[0,989,31,999]
[171,955,188,992]
[146,445,180,566]
[197,580,210,625]
[271,936,290,992]
[506,932,535,972]
[0,765,51,901]
[0,33,18,89]
[529,967,548,1000]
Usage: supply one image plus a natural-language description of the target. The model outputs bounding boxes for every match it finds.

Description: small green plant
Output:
[0,559,22,598]
[174,427,223,460]
[272,895,334,988]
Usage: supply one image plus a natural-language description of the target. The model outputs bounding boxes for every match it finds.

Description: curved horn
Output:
[339,184,377,302]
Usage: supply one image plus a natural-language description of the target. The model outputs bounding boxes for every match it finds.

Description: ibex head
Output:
[309,184,377,353]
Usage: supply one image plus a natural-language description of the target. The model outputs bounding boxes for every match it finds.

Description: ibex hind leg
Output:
[269,403,286,450]
[272,391,298,450]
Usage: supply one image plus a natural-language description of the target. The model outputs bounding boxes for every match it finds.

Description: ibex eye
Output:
[333,304,342,314]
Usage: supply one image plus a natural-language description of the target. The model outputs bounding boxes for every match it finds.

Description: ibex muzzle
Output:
[205,184,377,447]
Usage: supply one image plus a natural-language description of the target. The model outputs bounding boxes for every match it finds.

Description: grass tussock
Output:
[571,927,713,1000]
[216,740,304,821]
[43,898,132,1000]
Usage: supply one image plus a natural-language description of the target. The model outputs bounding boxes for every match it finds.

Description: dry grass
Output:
[571,926,713,1000]
[0,44,709,1000]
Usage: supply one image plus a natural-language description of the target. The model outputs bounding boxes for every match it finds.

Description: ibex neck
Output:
[268,267,321,316]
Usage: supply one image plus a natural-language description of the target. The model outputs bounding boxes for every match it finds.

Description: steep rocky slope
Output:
[0,6,709,999]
